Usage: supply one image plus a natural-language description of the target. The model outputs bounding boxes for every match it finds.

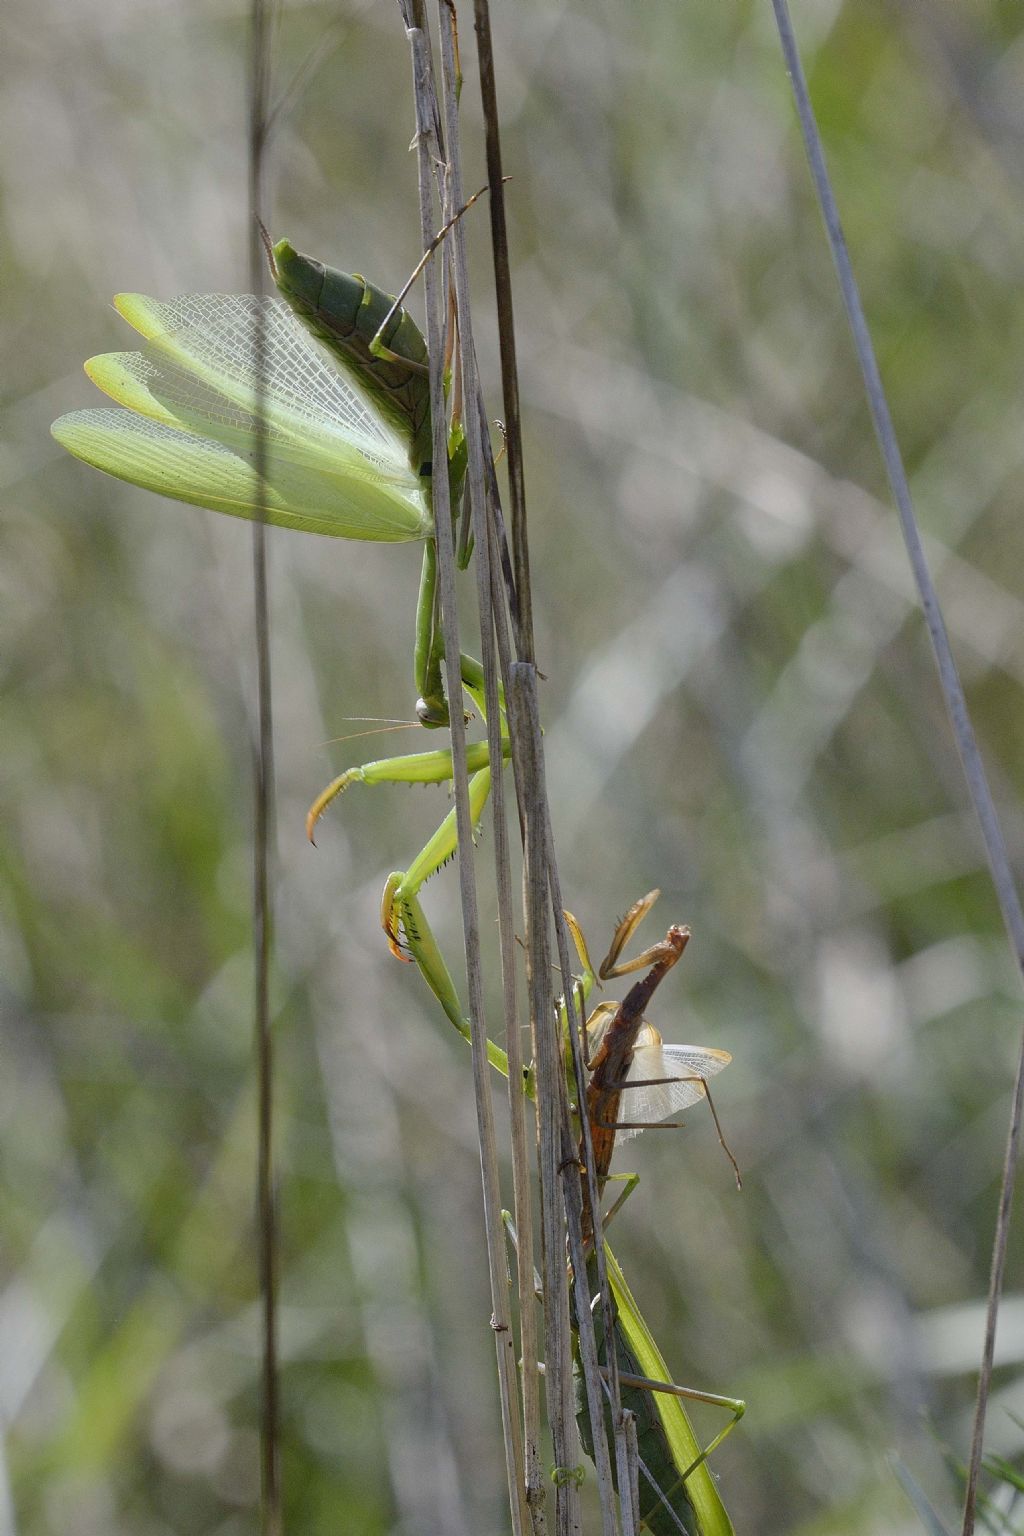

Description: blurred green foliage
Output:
[4,0,1024,1533]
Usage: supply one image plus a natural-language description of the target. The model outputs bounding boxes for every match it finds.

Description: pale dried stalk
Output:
[455,0,631,1519]
[246,1,280,1528]
[402,4,640,1532]
[433,6,548,1526]
[398,5,528,1532]
[508,665,584,1536]
[441,0,631,1526]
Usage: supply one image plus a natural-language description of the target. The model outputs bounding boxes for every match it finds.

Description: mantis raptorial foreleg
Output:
[306,741,492,839]
[307,653,500,843]
[380,763,491,958]
[308,651,513,1067]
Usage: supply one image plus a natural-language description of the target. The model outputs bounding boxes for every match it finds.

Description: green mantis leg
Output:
[379,761,516,1081]
[307,740,492,839]
[380,763,492,1003]
[309,654,512,1074]
[307,653,501,842]
[385,878,513,1080]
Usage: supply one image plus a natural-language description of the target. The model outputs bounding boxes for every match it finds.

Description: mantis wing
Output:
[617,1028,731,1140]
[52,295,432,542]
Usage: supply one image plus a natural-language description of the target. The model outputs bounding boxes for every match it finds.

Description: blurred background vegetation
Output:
[4,0,1024,1532]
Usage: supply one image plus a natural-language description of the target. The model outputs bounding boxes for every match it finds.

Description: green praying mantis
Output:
[52,239,743,1531]
[51,237,471,725]
[51,233,511,1023]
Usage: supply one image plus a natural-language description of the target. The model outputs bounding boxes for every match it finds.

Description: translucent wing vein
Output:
[617,1027,732,1140]
[52,294,432,542]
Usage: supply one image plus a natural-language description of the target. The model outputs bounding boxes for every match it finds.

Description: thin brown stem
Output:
[471,0,532,660]
[399,3,530,1532]
[247,0,280,1529]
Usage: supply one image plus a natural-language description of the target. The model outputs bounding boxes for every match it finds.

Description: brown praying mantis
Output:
[563,890,741,1247]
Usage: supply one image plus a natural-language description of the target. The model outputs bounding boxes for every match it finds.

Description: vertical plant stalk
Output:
[508,665,587,1536]
[545,808,635,1536]
[433,7,547,1526]
[398,3,530,1532]
[471,0,532,663]
[623,1414,640,1535]
[247,0,280,1530]
[468,0,636,1527]
[770,6,1024,1532]
[507,669,632,1536]
[461,0,637,1528]
[488,520,547,1531]
[404,3,641,1530]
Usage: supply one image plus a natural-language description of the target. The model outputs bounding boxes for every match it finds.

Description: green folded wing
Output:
[52,294,432,542]
[52,407,429,539]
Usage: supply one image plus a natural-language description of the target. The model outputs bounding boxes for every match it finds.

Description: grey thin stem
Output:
[507,668,586,1536]
[466,0,630,1527]
[459,3,631,1527]
[247,0,280,1528]
[434,8,549,1524]
[770,6,1024,1531]
[399,4,530,1533]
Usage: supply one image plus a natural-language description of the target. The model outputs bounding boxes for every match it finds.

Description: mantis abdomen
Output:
[574,1272,699,1536]
[272,239,433,478]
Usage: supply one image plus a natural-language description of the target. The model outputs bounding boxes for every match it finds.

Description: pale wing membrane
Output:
[81,349,428,540]
[584,1003,618,1060]
[616,1026,732,1142]
[53,295,433,541]
[51,408,426,539]
[114,294,412,469]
